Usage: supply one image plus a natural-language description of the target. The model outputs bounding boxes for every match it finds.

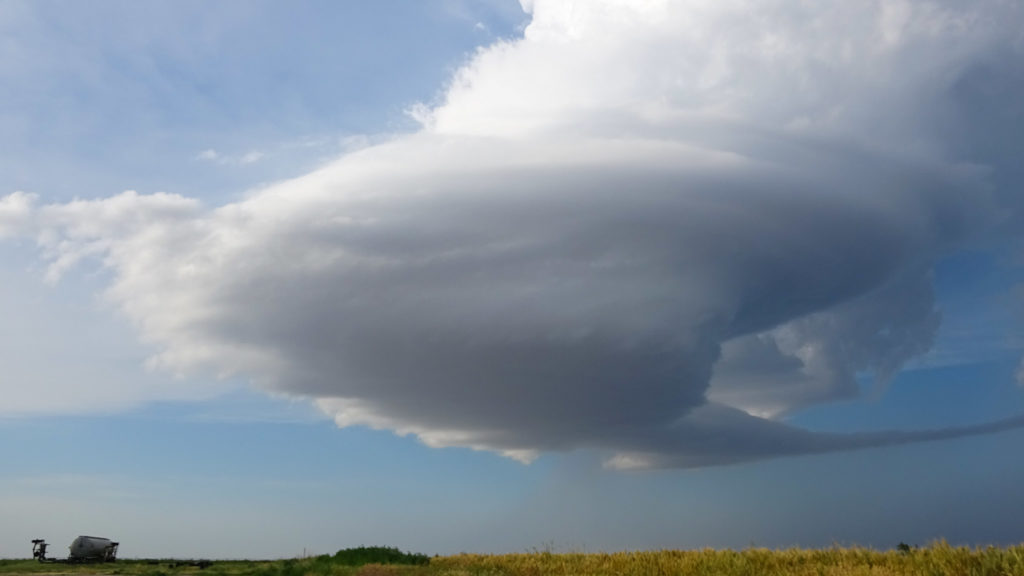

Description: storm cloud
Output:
[3,0,1023,468]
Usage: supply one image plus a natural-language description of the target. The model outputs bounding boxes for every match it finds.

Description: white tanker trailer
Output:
[69,536,119,562]
[32,536,118,563]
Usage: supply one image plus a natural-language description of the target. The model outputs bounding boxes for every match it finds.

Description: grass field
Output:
[3,543,1024,576]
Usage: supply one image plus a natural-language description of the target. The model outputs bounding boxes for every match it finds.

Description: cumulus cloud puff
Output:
[0,191,36,239]
[2,0,1023,467]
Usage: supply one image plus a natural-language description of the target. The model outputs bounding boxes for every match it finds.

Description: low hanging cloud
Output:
[2,0,1024,468]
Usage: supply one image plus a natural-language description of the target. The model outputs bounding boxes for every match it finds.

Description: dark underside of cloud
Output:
[2,0,1023,468]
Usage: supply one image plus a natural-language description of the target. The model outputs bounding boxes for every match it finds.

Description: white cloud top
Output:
[0,191,36,239]
[2,0,1022,467]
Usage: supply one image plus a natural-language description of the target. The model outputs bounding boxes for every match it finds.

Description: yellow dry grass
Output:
[4,542,1024,576]
[430,543,1024,576]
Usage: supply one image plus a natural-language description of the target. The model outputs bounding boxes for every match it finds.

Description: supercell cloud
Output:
[2,0,1023,468]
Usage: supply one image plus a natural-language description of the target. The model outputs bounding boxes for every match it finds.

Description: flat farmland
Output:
[3,543,1024,576]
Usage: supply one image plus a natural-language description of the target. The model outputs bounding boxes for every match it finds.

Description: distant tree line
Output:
[330,546,430,566]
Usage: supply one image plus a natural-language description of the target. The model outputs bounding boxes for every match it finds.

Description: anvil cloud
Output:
[3,0,1023,468]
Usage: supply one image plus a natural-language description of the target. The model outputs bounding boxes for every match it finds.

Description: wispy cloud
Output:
[196,149,220,162]
[238,151,264,165]
[196,148,264,166]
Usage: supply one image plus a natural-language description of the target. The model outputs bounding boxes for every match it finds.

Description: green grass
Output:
[3,543,1024,576]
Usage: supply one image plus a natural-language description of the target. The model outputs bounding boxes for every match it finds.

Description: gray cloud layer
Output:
[2,0,1023,468]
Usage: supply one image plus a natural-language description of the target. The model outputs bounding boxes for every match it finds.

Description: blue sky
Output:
[2,0,1024,559]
